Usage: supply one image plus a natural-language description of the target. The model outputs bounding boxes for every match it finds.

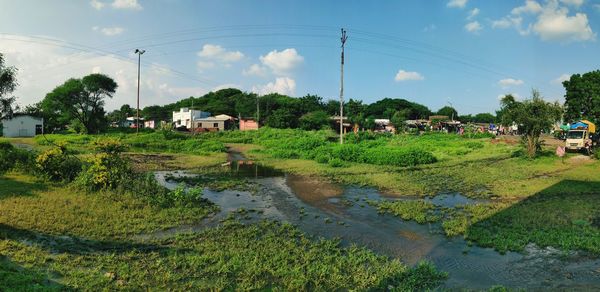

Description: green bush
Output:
[35,146,81,182]
[362,148,437,167]
[0,142,28,174]
[328,158,346,167]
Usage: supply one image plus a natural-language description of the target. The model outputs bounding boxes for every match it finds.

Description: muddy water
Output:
[153,163,600,290]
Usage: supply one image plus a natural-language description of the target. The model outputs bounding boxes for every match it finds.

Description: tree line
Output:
[1,52,600,141]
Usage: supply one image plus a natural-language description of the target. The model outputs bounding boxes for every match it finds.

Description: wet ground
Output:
[151,156,600,290]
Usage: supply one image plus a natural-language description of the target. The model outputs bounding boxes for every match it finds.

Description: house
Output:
[144,120,158,129]
[172,108,211,129]
[330,116,353,133]
[239,118,259,131]
[125,117,144,128]
[1,115,44,137]
[192,116,232,132]
[374,119,395,133]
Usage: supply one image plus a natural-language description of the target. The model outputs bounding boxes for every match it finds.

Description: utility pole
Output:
[447,101,454,121]
[134,49,145,134]
[256,95,260,128]
[339,28,348,144]
[191,97,195,134]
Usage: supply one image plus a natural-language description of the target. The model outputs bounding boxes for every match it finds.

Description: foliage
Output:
[0,53,18,120]
[499,90,562,158]
[436,106,458,120]
[0,142,33,175]
[562,70,600,125]
[35,145,81,182]
[299,110,330,130]
[265,108,297,128]
[41,73,117,133]
[366,98,432,119]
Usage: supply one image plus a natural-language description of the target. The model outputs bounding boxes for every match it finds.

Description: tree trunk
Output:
[526,134,537,158]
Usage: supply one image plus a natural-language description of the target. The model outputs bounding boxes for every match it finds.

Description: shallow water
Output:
[151,165,600,290]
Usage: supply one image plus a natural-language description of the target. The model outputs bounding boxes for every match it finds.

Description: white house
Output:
[172,108,211,128]
[1,115,44,137]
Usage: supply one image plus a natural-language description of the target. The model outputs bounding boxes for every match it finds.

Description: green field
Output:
[1,128,599,289]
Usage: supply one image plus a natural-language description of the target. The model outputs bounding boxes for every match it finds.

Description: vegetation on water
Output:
[373,200,439,224]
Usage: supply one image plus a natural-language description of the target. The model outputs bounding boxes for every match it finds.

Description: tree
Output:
[42,74,117,133]
[499,90,562,158]
[473,113,496,123]
[265,108,296,128]
[562,70,600,125]
[299,111,329,130]
[0,53,18,120]
[391,109,410,133]
[436,106,458,120]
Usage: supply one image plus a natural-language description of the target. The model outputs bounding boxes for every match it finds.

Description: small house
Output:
[239,118,259,131]
[192,116,232,132]
[1,115,44,137]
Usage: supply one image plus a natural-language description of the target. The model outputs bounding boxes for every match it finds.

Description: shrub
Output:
[362,148,437,167]
[76,152,131,191]
[328,158,346,167]
[0,142,21,174]
[315,153,331,164]
[35,146,81,182]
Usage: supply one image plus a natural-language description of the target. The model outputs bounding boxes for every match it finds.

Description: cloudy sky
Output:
[0,0,599,114]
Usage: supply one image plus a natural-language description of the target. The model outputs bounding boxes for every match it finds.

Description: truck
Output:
[565,120,597,154]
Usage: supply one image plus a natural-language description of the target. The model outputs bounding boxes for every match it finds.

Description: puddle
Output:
[148,150,600,290]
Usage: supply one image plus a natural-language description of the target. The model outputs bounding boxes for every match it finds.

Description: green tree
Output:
[364,116,376,131]
[473,113,496,123]
[42,74,117,133]
[299,110,329,130]
[436,106,458,120]
[562,70,600,125]
[499,90,562,158]
[0,53,18,120]
[391,109,410,133]
[265,108,296,128]
[324,99,340,116]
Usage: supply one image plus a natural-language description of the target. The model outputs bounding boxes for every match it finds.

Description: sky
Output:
[0,0,599,115]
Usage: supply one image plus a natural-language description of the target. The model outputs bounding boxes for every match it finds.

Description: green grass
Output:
[372,200,439,224]
[0,172,445,290]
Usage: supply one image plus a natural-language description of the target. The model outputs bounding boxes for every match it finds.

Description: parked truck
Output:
[565,120,597,154]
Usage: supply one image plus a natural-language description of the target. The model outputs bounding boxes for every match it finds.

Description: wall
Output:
[2,116,43,137]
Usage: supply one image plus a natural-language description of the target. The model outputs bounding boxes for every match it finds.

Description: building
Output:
[1,115,44,137]
[125,117,144,128]
[172,108,211,129]
[374,119,395,133]
[192,116,232,132]
[239,118,259,131]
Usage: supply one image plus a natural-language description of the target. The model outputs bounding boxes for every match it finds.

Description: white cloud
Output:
[560,0,584,7]
[93,26,124,36]
[498,78,524,87]
[532,1,595,42]
[197,44,244,63]
[111,0,142,10]
[212,84,240,92]
[0,35,205,111]
[511,0,543,15]
[467,8,480,20]
[252,77,296,95]
[242,64,268,77]
[447,0,468,8]
[553,73,571,84]
[394,70,424,82]
[498,93,522,100]
[90,0,105,10]
[465,21,483,33]
[495,0,594,42]
[259,48,304,75]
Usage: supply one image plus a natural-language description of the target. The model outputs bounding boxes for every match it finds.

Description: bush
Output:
[362,148,437,167]
[76,152,131,191]
[0,142,32,174]
[35,146,81,182]
[328,158,346,167]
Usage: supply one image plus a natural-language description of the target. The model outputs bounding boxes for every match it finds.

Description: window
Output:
[213,123,219,128]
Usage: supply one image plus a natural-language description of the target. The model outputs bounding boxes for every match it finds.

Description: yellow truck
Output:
[565,120,596,154]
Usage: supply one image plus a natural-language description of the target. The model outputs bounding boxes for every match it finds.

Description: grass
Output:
[0,171,445,290]
[372,200,439,224]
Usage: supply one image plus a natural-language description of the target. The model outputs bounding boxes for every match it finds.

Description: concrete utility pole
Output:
[134,49,145,134]
[339,28,348,144]
[256,95,260,128]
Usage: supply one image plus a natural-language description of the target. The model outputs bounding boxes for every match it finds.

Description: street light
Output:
[134,49,145,133]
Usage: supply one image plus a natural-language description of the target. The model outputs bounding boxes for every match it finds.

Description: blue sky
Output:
[0,0,599,114]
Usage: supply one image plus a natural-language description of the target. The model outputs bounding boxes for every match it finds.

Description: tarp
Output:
[560,124,570,131]
[570,120,596,133]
